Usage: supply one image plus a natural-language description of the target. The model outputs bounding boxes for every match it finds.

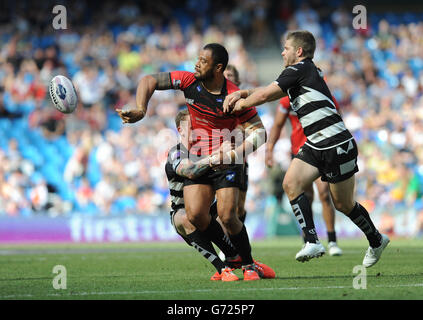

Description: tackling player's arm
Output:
[265,107,288,167]
[223,83,286,114]
[117,72,173,123]
[175,158,211,180]
[223,87,261,112]
[230,83,285,114]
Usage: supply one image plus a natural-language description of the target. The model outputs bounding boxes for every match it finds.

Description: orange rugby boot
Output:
[242,264,261,281]
[210,271,222,281]
[253,260,276,279]
[221,267,239,282]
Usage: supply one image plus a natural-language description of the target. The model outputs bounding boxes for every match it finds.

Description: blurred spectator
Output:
[72,64,110,109]
[29,177,49,212]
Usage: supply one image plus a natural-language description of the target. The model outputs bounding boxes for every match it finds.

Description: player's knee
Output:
[332,199,354,214]
[180,213,196,234]
[186,210,208,231]
[219,207,238,229]
[283,176,299,199]
[319,191,331,204]
[173,212,188,236]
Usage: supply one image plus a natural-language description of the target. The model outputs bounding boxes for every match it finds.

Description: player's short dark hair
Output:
[226,64,240,85]
[203,43,228,71]
[175,109,189,128]
[286,30,316,59]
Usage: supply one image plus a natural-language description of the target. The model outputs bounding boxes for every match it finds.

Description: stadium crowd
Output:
[0,0,423,236]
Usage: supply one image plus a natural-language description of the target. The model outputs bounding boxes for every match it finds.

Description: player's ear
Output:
[215,63,224,73]
[297,46,303,57]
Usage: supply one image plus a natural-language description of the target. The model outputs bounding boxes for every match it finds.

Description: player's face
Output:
[281,39,298,67]
[194,49,215,81]
[224,69,239,85]
[179,115,192,146]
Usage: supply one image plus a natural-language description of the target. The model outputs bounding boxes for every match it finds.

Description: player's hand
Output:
[208,154,225,170]
[230,98,248,114]
[223,91,242,113]
[116,108,146,124]
[208,142,233,170]
[265,149,274,168]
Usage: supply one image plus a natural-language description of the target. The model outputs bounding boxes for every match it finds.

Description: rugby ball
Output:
[49,75,78,114]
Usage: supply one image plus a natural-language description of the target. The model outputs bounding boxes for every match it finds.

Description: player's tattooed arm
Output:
[151,72,173,90]
[175,158,210,180]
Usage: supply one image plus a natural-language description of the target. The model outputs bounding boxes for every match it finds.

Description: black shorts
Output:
[240,162,249,192]
[170,209,192,246]
[294,139,359,183]
[184,164,243,190]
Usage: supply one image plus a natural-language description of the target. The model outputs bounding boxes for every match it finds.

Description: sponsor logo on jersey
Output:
[226,171,236,182]
[172,79,181,89]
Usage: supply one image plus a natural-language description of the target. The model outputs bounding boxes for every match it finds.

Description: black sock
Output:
[327,231,337,243]
[228,224,254,265]
[202,217,239,258]
[290,193,319,243]
[239,211,247,223]
[348,202,382,248]
[186,230,225,273]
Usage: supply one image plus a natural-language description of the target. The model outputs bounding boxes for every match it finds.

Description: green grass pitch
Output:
[0,237,422,300]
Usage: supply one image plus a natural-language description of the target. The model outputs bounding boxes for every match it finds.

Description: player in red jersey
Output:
[117,43,272,281]
[265,95,343,256]
[211,64,250,262]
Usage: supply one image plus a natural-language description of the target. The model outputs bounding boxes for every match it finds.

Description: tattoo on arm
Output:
[152,72,173,90]
[175,159,210,179]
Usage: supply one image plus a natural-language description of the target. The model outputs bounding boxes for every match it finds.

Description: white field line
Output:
[1,283,423,299]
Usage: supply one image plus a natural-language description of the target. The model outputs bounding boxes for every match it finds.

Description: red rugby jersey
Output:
[170,71,257,156]
[278,95,339,155]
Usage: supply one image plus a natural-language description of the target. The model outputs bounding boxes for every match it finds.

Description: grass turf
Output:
[0,237,422,300]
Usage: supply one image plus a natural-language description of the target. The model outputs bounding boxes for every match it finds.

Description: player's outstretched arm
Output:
[265,108,288,167]
[117,72,173,123]
[231,82,286,114]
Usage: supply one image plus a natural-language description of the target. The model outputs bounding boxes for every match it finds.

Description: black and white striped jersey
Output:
[165,143,188,216]
[274,58,353,150]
